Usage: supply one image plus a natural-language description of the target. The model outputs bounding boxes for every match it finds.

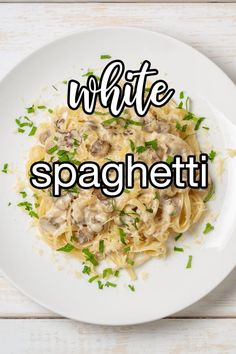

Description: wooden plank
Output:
[1,0,236,3]
[0,3,236,84]
[0,3,235,319]
[0,318,235,353]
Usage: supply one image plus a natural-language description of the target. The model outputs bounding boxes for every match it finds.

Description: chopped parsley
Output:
[37,105,46,110]
[176,121,187,132]
[114,270,119,277]
[153,191,160,200]
[100,54,112,59]
[128,284,135,292]
[186,255,193,269]
[97,280,104,289]
[118,228,127,245]
[26,105,35,114]
[136,139,158,154]
[126,257,134,266]
[166,155,174,164]
[203,223,214,234]
[82,265,91,275]
[194,117,205,131]
[123,246,130,253]
[126,119,142,127]
[20,191,27,198]
[2,163,8,173]
[99,240,104,254]
[179,91,184,99]
[28,125,37,136]
[145,139,158,150]
[175,233,183,241]
[57,243,74,252]
[105,281,117,288]
[208,150,216,161]
[133,217,140,230]
[94,111,110,116]
[129,139,135,152]
[82,248,98,266]
[82,70,94,77]
[102,268,113,278]
[17,201,39,218]
[82,133,88,141]
[102,117,117,126]
[47,145,59,154]
[15,116,37,136]
[145,207,153,213]
[89,275,99,283]
[124,189,130,194]
[174,246,184,252]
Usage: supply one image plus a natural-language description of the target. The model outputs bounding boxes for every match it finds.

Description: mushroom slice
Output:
[74,226,95,245]
[39,129,51,145]
[90,139,111,157]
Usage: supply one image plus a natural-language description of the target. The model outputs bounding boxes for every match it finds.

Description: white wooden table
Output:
[0,3,236,353]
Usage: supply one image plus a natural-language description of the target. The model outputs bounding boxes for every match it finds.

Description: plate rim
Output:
[0,26,236,326]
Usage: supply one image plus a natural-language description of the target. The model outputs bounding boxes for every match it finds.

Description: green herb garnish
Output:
[2,163,8,173]
[100,54,112,59]
[20,191,27,198]
[17,201,38,218]
[128,284,135,292]
[208,150,216,161]
[26,105,35,114]
[57,243,74,252]
[129,139,135,152]
[47,145,59,154]
[174,246,184,252]
[82,248,98,266]
[194,117,205,130]
[94,111,110,116]
[176,121,187,132]
[203,223,214,234]
[99,240,104,254]
[126,258,134,266]
[118,228,127,245]
[175,233,183,241]
[166,155,174,164]
[89,275,99,283]
[105,281,117,288]
[82,265,91,275]
[97,280,104,289]
[102,117,117,126]
[28,126,37,136]
[186,255,193,269]
[153,191,160,200]
[102,268,113,278]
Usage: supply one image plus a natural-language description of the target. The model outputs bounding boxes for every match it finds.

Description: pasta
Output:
[27,96,212,278]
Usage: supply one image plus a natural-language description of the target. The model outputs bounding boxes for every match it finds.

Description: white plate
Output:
[0,27,236,325]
